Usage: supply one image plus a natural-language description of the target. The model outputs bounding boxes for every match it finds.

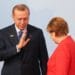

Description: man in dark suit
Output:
[0,4,48,75]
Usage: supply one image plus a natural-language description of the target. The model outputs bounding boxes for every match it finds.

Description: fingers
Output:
[18,29,30,48]
[21,32,27,40]
[17,38,30,49]
[23,38,30,47]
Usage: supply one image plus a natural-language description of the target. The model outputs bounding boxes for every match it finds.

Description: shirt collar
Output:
[15,25,20,33]
[15,25,27,36]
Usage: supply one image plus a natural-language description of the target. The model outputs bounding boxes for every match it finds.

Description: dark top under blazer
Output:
[0,24,48,75]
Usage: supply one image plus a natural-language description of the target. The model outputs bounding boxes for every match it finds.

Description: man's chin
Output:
[19,25,27,30]
[20,28,25,30]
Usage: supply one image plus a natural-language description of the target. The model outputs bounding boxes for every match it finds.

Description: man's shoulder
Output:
[0,24,14,32]
[28,24,42,32]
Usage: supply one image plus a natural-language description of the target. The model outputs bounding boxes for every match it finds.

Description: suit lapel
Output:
[8,25,19,45]
[27,25,33,39]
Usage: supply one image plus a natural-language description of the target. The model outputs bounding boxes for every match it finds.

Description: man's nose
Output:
[21,19,25,24]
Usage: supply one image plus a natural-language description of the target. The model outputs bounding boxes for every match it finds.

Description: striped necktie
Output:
[18,31,23,40]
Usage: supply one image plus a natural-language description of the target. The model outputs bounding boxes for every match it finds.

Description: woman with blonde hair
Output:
[47,17,75,75]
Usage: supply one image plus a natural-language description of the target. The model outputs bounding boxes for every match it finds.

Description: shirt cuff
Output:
[16,45,21,53]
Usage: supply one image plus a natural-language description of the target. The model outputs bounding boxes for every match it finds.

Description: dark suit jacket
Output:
[0,24,48,75]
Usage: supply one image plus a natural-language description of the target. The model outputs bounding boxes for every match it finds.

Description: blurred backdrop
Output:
[0,0,75,74]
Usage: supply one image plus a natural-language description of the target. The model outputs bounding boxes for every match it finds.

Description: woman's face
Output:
[50,32,59,44]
